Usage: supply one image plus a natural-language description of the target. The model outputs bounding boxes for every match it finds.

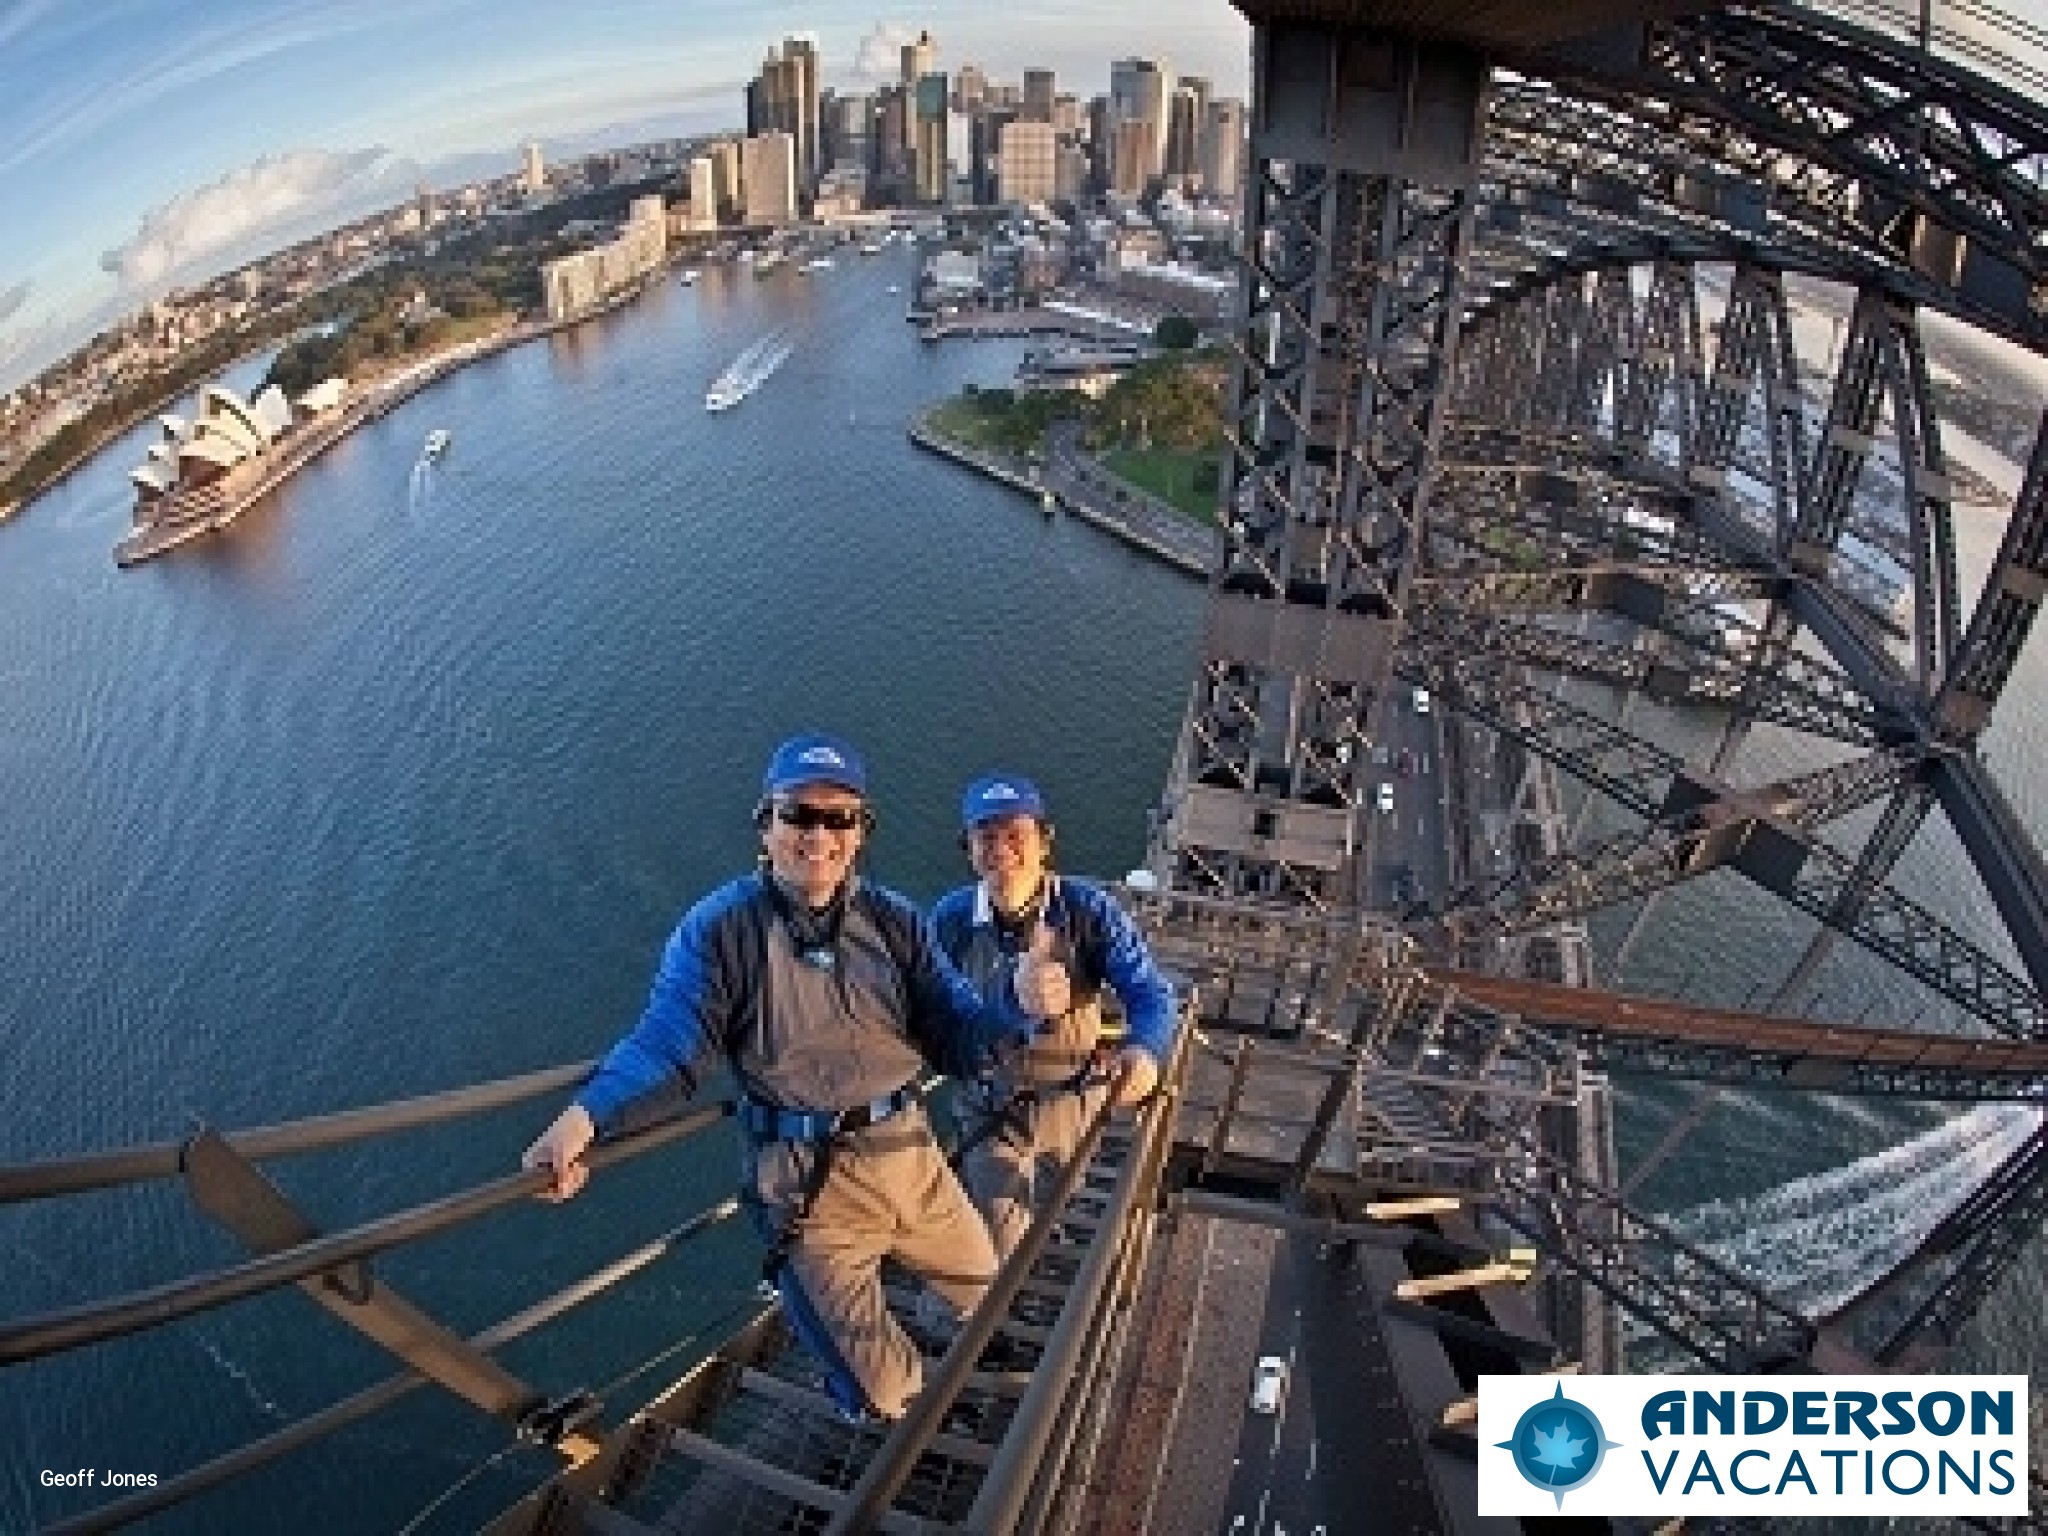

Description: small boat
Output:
[678,268,701,285]
[802,256,835,273]
[423,429,451,460]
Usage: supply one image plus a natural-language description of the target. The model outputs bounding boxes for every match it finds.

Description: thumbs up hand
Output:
[1013,921,1072,1019]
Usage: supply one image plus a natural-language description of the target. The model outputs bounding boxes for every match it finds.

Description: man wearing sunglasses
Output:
[522,733,1068,1424]
[931,774,1176,1260]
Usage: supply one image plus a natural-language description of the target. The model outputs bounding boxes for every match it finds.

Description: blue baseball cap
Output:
[961,773,1049,828]
[762,733,867,798]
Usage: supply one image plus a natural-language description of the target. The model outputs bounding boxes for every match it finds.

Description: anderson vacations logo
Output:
[1479,1375,2029,1517]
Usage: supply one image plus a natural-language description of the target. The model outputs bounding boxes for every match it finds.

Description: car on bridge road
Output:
[1250,1355,1289,1414]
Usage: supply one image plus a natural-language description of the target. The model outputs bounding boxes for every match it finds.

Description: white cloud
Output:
[854,21,918,79]
[0,281,29,328]
[99,148,402,293]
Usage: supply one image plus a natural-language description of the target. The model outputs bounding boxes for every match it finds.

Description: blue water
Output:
[0,250,2039,1532]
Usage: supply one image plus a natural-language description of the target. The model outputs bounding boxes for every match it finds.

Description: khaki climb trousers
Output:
[746,1104,997,1419]
[957,1080,1110,1263]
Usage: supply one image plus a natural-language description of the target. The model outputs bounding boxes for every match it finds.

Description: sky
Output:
[0,0,1252,395]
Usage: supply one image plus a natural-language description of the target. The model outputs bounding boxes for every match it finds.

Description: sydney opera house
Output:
[127,381,311,507]
[115,375,348,565]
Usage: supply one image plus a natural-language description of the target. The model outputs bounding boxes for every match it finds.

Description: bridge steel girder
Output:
[1164,22,1487,911]
[1401,632,2048,1040]
[1937,408,2048,742]
[1511,6,2048,354]
[1405,598,1887,748]
[1463,749,1919,936]
[1492,1151,1816,1372]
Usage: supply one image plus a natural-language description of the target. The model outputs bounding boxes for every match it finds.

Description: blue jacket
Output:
[930,874,1177,1070]
[578,873,1027,1132]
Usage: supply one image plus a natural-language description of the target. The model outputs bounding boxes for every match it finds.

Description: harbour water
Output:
[0,250,2040,1531]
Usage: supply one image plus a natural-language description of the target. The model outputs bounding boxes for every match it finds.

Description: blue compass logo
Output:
[1495,1383,1622,1508]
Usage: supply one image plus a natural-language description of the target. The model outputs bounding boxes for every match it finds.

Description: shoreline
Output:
[111,278,656,568]
[908,405,1216,579]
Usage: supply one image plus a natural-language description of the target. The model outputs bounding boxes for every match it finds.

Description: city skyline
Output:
[0,0,1251,395]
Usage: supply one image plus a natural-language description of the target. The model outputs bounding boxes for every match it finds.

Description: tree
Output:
[1153,313,1198,351]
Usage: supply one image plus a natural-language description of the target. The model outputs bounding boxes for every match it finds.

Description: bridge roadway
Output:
[1428,968,2048,1100]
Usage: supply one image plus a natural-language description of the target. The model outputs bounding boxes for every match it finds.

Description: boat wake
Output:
[1658,1104,2043,1318]
[706,329,794,411]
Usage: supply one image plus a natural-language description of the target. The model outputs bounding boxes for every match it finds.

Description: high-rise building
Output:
[953,63,987,114]
[1055,140,1090,202]
[522,141,545,195]
[1109,57,1171,186]
[900,29,934,87]
[1022,68,1056,124]
[872,85,910,190]
[1052,93,1084,137]
[913,71,949,204]
[688,156,717,229]
[1087,94,1113,191]
[998,119,1057,205]
[1168,77,1210,179]
[710,140,743,219]
[899,31,934,161]
[742,131,797,225]
[1110,119,1158,196]
[749,41,816,192]
[1203,98,1246,202]
[830,92,872,173]
[783,37,820,187]
[969,108,1014,205]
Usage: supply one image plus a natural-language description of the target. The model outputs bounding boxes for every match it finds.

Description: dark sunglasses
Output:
[771,801,870,832]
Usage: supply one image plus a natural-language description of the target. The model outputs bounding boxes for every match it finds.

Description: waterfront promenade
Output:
[908,406,1218,578]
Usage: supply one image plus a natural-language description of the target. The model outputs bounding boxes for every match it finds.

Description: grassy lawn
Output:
[924,396,1017,457]
[1099,446,1221,525]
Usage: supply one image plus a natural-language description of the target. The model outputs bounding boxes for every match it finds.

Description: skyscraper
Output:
[783,37,820,187]
[953,63,987,114]
[1203,98,1246,202]
[914,71,949,204]
[873,84,910,191]
[749,41,816,194]
[900,29,934,87]
[831,93,872,173]
[1109,57,1171,188]
[900,30,934,162]
[1168,77,1210,179]
[742,132,797,225]
[522,141,545,195]
[1022,68,1056,124]
[969,107,1014,205]
[710,140,743,219]
[998,119,1056,205]
[688,156,717,229]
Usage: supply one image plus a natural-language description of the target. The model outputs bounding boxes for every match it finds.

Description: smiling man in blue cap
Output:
[523,733,1068,1422]
[931,772,1177,1260]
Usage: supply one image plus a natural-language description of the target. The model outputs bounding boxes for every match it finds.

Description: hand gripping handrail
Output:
[0,1057,596,1205]
[0,1100,730,1368]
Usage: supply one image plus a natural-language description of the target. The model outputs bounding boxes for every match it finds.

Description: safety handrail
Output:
[0,1100,730,1367]
[43,1196,743,1536]
[0,1057,595,1205]
[826,1018,1190,1534]
[824,1092,1120,1535]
